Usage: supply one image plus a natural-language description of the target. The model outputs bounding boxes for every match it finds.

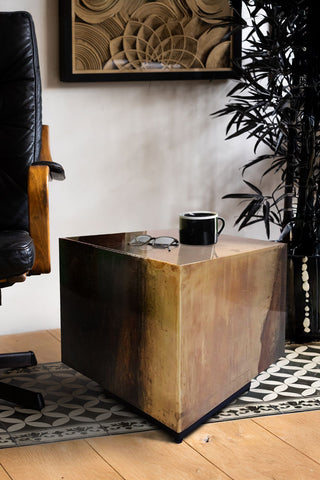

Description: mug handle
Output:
[217,217,225,235]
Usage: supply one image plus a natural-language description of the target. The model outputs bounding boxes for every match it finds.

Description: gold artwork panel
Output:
[60,0,241,81]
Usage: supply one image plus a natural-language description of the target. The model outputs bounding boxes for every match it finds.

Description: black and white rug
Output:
[0,344,320,448]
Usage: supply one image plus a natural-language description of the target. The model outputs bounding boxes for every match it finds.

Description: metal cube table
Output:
[60,230,286,441]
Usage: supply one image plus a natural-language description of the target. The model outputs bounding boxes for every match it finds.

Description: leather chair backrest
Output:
[0,11,42,231]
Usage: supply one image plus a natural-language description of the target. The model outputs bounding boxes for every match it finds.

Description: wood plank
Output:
[0,466,11,480]
[47,329,61,342]
[185,419,320,480]
[88,430,230,480]
[253,411,320,464]
[0,330,61,363]
[0,440,122,480]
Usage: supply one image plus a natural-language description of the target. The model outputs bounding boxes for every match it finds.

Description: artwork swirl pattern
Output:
[73,0,231,72]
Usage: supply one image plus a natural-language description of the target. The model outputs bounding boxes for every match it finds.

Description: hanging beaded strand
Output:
[302,257,310,333]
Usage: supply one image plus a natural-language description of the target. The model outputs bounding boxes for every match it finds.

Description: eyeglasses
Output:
[128,235,179,251]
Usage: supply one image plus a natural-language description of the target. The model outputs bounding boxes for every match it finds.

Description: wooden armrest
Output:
[28,164,50,274]
[0,274,27,285]
[28,125,52,274]
[40,125,52,163]
[35,124,65,181]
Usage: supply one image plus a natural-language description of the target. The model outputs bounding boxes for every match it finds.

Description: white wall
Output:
[0,0,276,334]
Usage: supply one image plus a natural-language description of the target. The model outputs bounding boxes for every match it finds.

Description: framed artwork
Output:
[59,0,241,82]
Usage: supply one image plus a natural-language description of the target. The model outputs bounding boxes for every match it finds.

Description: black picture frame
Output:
[59,0,242,82]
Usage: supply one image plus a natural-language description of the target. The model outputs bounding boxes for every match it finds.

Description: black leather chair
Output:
[0,11,65,409]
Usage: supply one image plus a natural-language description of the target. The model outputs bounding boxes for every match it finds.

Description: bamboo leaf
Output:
[222,193,260,200]
[226,124,257,140]
[227,82,247,97]
[237,199,263,229]
[263,202,271,238]
[242,154,275,174]
[243,180,262,195]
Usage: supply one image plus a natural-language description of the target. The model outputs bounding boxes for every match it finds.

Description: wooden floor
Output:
[0,330,319,479]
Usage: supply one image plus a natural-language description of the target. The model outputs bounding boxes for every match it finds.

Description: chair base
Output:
[0,351,45,410]
[0,350,37,369]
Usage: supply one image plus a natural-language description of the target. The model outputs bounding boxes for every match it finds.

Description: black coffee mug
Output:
[179,211,225,245]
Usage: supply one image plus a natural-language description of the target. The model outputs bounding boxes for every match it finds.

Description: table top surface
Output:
[62,229,286,266]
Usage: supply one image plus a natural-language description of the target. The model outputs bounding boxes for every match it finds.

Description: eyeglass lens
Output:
[129,235,151,245]
[129,235,179,248]
[152,237,178,247]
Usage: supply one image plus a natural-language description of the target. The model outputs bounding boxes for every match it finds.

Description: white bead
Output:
[303,318,310,328]
[303,281,310,292]
[302,271,309,282]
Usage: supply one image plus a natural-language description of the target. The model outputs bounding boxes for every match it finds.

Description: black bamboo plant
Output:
[215,0,320,341]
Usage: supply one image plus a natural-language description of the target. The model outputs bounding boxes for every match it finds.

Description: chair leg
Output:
[0,351,45,409]
[0,381,45,409]
[0,351,37,369]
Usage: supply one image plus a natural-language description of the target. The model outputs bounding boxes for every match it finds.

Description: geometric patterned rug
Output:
[212,343,320,422]
[0,343,320,449]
